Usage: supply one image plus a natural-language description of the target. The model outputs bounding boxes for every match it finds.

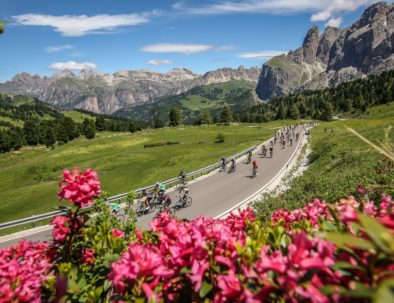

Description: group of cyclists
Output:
[109,123,305,218]
[134,170,191,216]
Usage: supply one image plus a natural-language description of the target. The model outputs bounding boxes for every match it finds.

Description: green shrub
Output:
[215,133,225,143]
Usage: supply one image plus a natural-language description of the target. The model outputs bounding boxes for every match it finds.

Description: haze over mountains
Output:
[256,1,394,99]
[0,66,260,114]
[0,2,393,116]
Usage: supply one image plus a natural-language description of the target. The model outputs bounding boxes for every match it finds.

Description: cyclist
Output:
[252,160,258,177]
[269,146,273,157]
[289,138,293,146]
[229,158,236,172]
[247,150,252,163]
[220,157,227,171]
[261,145,267,157]
[140,189,152,210]
[181,187,190,207]
[178,170,186,185]
[296,133,299,141]
[153,182,166,203]
[108,202,121,216]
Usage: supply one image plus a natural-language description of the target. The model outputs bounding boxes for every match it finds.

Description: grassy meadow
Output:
[0,121,291,223]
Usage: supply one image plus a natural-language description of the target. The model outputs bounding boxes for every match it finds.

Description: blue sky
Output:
[0,0,384,82]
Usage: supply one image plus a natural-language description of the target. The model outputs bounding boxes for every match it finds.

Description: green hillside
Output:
[113,80,260,124]
[0,121,291,223]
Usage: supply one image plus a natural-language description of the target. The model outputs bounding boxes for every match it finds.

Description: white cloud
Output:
[311,0,376,21]
[141,43,236,54]
[13,12,156,36]
[46,44,73,53]
[325,17,343,27]
[147,59,173,65]
[141,43,213,54]
[48,61,97,71]
[174,0,378,25]
[238,50,287,60]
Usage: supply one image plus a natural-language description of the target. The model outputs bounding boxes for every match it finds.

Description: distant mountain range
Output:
[256,1,394,99]
[0,2,392,116]
[0,66,260,114]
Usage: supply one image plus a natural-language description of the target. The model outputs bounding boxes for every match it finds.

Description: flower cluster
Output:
[0,241,53,303]
[110,209,255,301]
[271,198,330,226]
[109,192,394,302]
[57,167,101,208]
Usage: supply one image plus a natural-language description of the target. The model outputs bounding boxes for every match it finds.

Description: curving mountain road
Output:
[0,126,305,248]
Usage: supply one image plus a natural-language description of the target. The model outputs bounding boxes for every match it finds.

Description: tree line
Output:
[0,97,145,153]
[156,70,394,127]
[267,70,394,121]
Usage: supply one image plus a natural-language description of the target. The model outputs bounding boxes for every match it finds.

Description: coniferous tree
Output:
[24,119,40,145]
[42,126,56,148]
[220,104,233,124]
[321,101,334,121]
[56,122,69,145]
[154,117,164,129]
[8,127,24,151]
[0,130,11,153]
[95,116,106,131]
[62,117,79,141]
[83,119,96,139]
[276,102,286,120]
[289,104,300,120]
[199,109,212,125]
[129,121,137,132]
[169,107,181,127]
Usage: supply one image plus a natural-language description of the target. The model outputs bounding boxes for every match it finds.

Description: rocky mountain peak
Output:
[302,25,320,64]
[358,1,390,27]
[317,26,341,64]
[256,1,394,100]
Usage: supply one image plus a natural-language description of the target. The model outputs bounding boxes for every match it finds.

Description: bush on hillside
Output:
[215,133,225,143]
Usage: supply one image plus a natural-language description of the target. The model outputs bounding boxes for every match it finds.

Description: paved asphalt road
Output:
[0,126,304,248]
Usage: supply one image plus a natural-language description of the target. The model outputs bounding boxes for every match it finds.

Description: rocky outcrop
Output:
[256,1,394,99]
[0,66,260,114]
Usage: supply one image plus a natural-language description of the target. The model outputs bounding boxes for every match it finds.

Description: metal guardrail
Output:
[0,145,256,230]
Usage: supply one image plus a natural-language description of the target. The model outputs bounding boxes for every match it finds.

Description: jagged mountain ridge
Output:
[0,66,260,114]
[256,1,394,99]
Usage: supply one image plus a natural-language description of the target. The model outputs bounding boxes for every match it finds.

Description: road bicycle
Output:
[174,194,192,210]
[252,167,257,178]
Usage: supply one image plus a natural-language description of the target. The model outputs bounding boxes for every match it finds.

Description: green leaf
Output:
[199,281,213,298]
[358,213,394,253]
[326,232,375,251]
[374,279,394,303]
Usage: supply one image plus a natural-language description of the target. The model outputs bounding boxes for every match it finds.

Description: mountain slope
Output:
[0,66,260,115]
[256,1,394,99]
[113,80,261,124]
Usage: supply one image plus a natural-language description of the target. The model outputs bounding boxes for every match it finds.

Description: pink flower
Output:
[217,270,242,299]
[51,215,70,242]
[112,228,125,238]
[357,185,365,195]
[58,167,101,208]
[189,260,209,291]
[0,241,53,303]
[81,249,95,265]
[109,244,174,294]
